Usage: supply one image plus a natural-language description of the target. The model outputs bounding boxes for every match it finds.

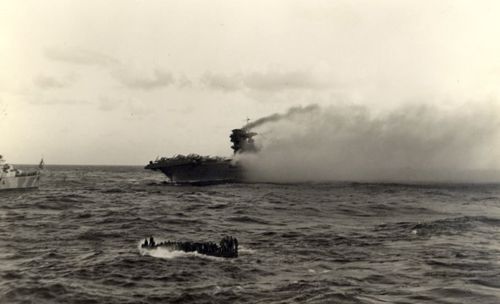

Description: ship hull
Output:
[0,174,40,190]
[150,161,243,184]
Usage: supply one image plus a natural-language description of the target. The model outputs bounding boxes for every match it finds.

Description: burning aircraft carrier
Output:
[145,106,319,184]
[145,126,258,185]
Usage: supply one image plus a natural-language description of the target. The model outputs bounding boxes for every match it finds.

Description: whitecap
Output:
[137,242,224,261]
[239,246,256,254]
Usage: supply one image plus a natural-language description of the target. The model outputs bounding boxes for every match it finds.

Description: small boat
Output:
[141,236,239,258]
[0,155,42,190]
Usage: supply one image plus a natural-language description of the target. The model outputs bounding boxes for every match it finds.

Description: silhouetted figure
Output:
[218,236,238,258]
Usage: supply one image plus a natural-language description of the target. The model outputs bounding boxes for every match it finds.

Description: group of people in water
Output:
[141,236,238,258]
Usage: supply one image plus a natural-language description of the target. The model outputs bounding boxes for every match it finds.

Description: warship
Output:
[0,155,42,190]
[145,128,257,185]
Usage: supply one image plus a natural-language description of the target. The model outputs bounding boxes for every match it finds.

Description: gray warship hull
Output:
[0,174,40,190]
[146,159,243,185]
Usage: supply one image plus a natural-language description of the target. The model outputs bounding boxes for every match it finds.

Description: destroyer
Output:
[0,155,42,190]
[145,128,257,185]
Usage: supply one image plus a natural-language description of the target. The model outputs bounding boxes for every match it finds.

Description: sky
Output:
[1,0,499,165]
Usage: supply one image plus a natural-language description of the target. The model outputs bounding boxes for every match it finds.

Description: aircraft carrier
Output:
[145,128,257,185]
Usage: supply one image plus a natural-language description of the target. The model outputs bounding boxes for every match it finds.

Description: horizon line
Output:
[14,163,145,167]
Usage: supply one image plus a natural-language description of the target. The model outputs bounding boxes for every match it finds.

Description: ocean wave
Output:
[226,216,271,225]
[411,216,500,236]
[138,245,225,261]
[3,166,500,304]
[376,215,500,238]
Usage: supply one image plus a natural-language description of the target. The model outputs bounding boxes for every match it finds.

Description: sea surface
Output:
[1,165,500,304]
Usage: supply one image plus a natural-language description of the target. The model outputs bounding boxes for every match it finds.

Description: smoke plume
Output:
[244,104,320,130]
[239,102,500,183]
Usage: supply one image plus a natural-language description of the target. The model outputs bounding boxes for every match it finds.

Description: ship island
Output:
[145,127,258,185]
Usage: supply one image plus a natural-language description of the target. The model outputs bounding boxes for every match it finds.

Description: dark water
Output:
[1,165,500,303]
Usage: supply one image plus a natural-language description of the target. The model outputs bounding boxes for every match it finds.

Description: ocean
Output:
[1,165,500,303]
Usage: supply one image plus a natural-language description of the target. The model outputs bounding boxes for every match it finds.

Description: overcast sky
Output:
[1,0,499,165]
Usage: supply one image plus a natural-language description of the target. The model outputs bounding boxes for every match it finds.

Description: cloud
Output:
[201,69,327,93]
[242,70,326,92]
[116,67,325,92]
[98,96,153,116]
[112,68,175,90]
[44,47,119,67]
[177,74,193,88]
[30,97,89,106]
[43,47,327,94]
[33,74,77,89]
[98,96,121,111]
[44,47,178,90]
[127,101,155,117]
[201,72,242,92]
[43,47,325,94]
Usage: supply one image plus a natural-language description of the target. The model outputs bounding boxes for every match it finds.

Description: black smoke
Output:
[244,104,320,130]
[238,102,500,182]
